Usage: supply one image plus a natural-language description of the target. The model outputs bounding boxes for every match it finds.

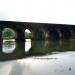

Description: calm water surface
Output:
[0,39,75,75]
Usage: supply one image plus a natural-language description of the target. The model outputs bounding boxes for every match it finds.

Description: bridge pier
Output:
[69,30,75,39]
[27,41,47,56]
[0,31,2,42]
[0,30,2,54]
[33,29,45,40]
[72,29,75,39]
[16,30,25,42]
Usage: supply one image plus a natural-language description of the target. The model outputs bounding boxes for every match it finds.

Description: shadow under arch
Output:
[45,28,60,40]
[60,28,72,39]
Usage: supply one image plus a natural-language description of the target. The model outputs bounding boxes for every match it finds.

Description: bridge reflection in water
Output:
[0,39,75,60]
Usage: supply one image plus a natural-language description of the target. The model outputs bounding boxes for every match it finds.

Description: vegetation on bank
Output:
[2,28,32,39]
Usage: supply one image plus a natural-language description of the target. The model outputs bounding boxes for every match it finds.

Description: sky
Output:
[0,0,75,25]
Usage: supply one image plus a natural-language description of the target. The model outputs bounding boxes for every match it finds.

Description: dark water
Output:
[0,39,75,75]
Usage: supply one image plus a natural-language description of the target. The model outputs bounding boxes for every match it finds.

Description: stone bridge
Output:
[0,21,75,60]
[0,21,75,41]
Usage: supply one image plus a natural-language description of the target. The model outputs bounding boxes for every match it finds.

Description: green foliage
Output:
[2,28,17,39]
[25,32,32,39]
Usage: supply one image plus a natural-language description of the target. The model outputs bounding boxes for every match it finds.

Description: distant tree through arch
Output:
[25,29,33,39]
[2,28,17,40]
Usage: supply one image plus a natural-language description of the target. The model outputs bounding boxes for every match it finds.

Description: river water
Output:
[0,39,75,75]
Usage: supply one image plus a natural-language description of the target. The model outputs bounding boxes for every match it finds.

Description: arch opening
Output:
[25,29,33,40]
[2,28,17,54]
[48,29,60,40]
[25,29,32,52]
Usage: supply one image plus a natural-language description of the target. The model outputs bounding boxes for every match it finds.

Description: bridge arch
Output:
[0,24,25,42]
[60,28,72,39]
[45,28,60,40]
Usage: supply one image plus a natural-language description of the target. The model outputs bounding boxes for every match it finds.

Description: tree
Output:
[2,28,17,39]
[25,29,33,39]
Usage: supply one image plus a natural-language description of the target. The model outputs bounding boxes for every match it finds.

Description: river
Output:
[0,39,75,75]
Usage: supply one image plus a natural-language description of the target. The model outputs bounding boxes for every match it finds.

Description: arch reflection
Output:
[1,39,75,60]
[2,40,16,53]
[27,39,75,56]
[25,39,31,52]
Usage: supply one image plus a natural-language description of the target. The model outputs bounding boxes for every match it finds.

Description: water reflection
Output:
[2,40,16,53]
[0,40,25,60]
[1,39,75,75]
[1,39,75,60]
[25,39,31,52]
[0,51,75,75]
[2,39,32,54]
[27,39,75,56]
